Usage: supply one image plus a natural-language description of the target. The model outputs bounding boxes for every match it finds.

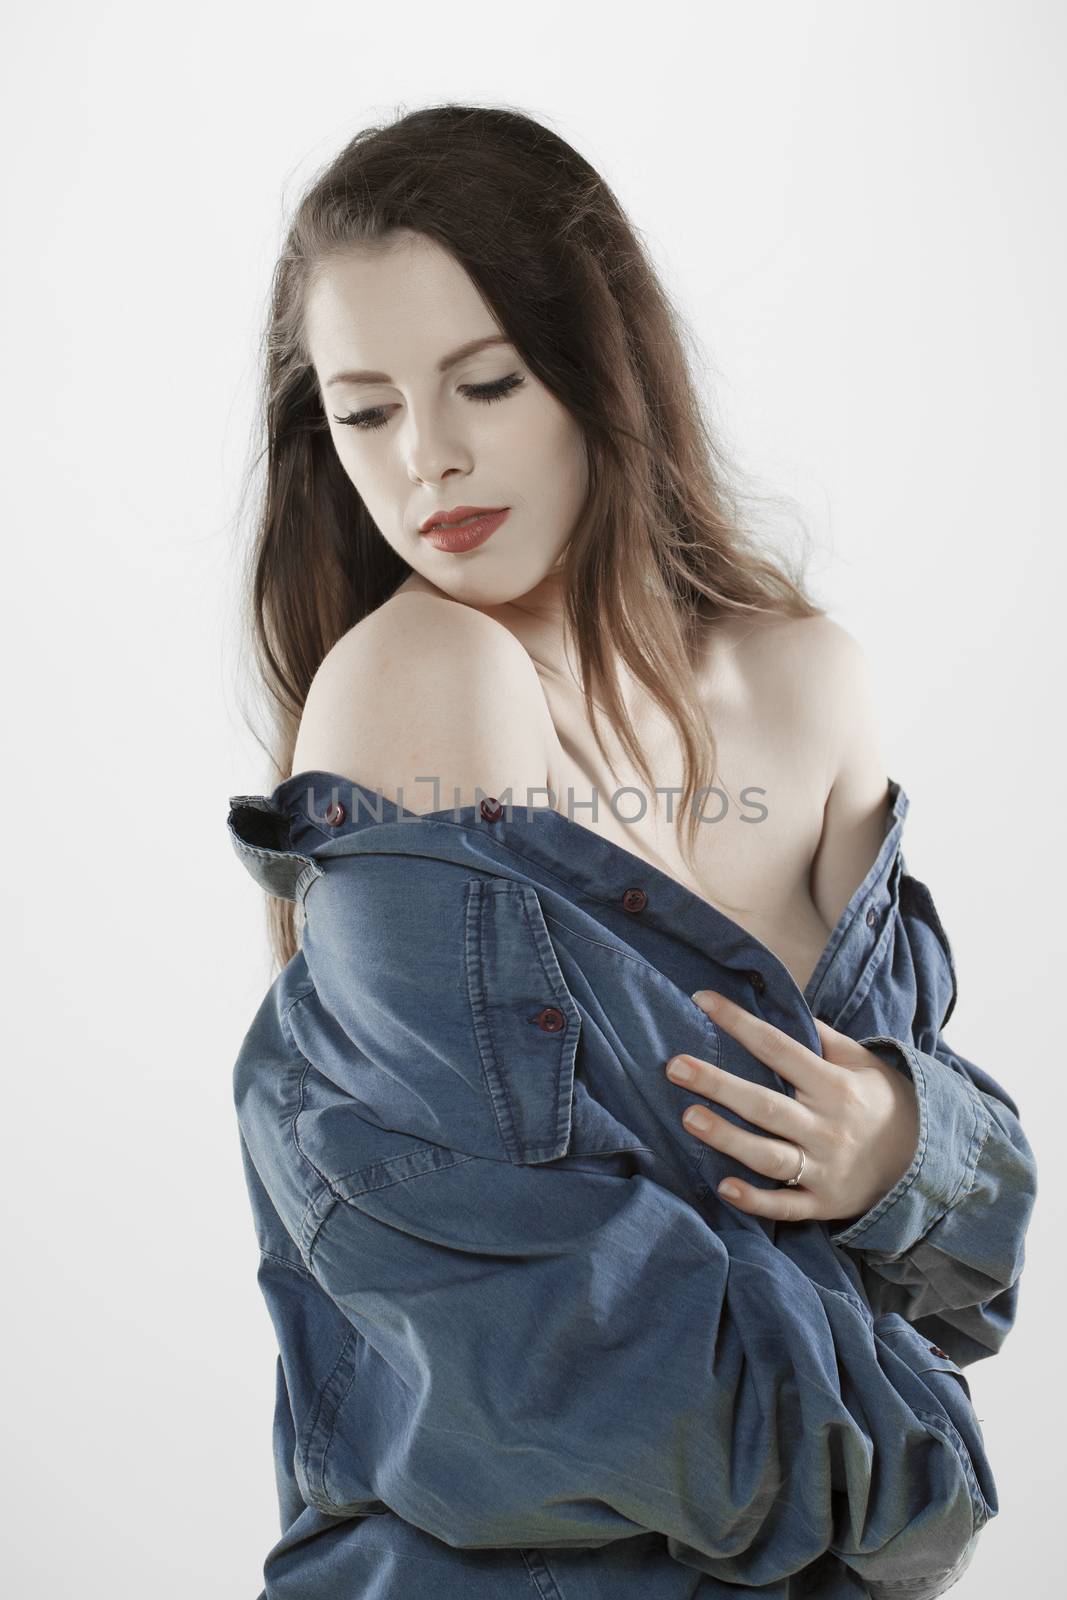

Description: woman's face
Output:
[304,230,588,608]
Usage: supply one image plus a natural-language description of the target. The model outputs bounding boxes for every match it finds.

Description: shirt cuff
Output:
[826,1036,992,1257]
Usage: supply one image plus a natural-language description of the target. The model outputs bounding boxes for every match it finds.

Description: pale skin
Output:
[297,228,921,1226]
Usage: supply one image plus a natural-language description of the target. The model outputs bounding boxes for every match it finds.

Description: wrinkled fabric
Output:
[226,771,1037,1600]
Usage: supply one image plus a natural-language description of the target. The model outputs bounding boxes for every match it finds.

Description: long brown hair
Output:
[233,103,825,973]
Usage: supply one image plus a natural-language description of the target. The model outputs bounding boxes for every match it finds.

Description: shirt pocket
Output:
[873,1310,997,1531]
[467,877,654,1168]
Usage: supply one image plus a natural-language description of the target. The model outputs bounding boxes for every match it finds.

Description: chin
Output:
[433,554,555,604]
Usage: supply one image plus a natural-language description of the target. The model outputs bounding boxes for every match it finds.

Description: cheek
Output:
[516,399,586,490]
[549,418,589,514]
[329,443,406,546]
[333,434,389,501]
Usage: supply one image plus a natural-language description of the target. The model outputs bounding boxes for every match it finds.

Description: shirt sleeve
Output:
[239,849,997,1595]
[825,873,1039,1369]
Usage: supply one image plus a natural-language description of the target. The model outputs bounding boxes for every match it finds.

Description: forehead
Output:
[304,232,499,376]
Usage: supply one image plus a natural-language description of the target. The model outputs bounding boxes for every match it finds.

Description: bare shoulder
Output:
[718,610,890,926]
[291,588,556,814]
[758,612,884,774]
[725,609,868,691]
[714,610,889,874]
[724,610,879,786]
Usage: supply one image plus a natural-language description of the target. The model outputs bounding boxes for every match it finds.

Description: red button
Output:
[325,800,346,826]
[480,797,504,822]
[622,887,647,913]
[929,1345,949,1359]
[536,1006,566,1033]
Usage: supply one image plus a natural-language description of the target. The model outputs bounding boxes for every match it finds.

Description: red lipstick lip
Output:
[419,504,508,534]
[421,508,510,553]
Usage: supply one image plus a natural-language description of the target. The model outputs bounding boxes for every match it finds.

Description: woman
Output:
[230,103,1035,1597]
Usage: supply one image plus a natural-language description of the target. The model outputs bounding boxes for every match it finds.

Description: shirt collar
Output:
[227,769,910,1021]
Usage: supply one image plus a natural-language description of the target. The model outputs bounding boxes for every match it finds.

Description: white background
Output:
[4,1,1063,1594]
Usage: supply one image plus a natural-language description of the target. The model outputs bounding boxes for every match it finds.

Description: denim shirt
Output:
[226,770,1037,1600]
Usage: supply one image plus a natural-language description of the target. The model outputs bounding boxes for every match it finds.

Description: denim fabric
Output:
[227,771,1037,1600]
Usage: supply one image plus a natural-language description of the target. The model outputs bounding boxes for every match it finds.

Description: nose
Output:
[406,412,474,490]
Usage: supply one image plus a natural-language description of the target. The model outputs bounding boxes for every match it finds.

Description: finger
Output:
[680,1102,819,1189]
[811,1016,877,1070]
[716,1173,821,1223]
[691,989,841,1095]
[669,1057,819,1143]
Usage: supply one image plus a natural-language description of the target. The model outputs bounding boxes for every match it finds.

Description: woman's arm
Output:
[805,625,1038,1363]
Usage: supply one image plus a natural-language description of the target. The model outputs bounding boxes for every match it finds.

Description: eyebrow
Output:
[324,334,514,389]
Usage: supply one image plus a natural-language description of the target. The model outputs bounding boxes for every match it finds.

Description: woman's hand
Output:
[666,989,920,1223]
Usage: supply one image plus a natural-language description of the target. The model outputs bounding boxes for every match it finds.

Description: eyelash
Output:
[332,373,526,433]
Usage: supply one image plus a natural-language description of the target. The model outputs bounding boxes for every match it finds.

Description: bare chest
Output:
[531,637,835,992]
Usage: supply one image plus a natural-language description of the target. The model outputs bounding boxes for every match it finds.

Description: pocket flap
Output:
[466,878,652,1166]
[874,1310,973,1399]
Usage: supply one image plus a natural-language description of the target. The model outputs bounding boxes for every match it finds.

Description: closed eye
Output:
[332,373,526,433]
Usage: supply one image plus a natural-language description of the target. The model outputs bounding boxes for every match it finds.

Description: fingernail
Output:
[692,990,717,1010]
[718,1181,740,1201]
[666,1058,694,1084]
